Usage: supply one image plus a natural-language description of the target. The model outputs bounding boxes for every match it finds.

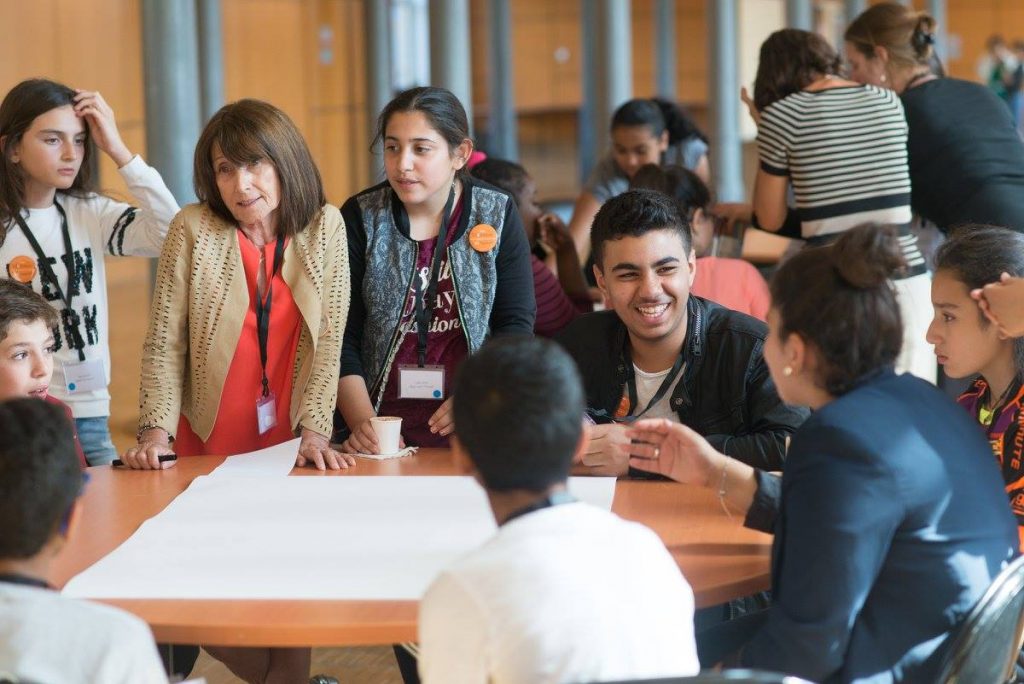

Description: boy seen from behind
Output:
[417,336,699,684]
[0,399,166,682]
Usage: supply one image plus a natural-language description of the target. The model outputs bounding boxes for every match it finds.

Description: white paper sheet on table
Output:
[63,475,616,601]
[210,438,301,477]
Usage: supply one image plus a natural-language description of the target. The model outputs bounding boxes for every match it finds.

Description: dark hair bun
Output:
[911,15,937,58]
[831,223,906,289]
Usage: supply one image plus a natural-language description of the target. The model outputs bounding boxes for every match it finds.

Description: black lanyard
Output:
[0,573,50,590]
[12,201,84,361]
[624,350,686,420]
[254,235,286,398]
[414,184,457,368]
[502,490,577,526]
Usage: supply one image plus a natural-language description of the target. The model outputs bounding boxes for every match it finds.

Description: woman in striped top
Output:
[734,29,934,382]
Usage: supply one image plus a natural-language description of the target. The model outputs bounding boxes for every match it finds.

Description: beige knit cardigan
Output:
[137,202,349,441]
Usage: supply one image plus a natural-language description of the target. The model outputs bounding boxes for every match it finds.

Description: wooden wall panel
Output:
[0,2,61,95]
[943,0,1024,83]
[677,0,709,105]
[221,0,368,201]
[222,0,311,133]
[631,0,657,97]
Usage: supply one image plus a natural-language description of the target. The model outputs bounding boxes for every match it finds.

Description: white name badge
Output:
[256,392,278,434]
[62,359,106,394]
[398,365,445,400]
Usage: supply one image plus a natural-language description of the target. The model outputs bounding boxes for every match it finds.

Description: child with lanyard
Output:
[928,225,1024,550]
[337,87,534,454]
[0,79,178,464]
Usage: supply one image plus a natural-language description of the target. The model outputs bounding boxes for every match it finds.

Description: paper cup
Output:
[370,416,403,454]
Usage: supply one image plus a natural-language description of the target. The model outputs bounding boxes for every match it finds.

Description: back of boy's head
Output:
[470,158,530,201]
[0,398,82,559]
[0,279,57,343]
[453,337,583,493]
[591,188,692,269]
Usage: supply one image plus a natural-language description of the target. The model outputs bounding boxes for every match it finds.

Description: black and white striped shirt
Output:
[758,85,924,273]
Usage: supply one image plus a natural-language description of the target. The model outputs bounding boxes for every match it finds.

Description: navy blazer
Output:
[741,369,1018,683]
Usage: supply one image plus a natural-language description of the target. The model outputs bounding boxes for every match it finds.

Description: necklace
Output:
[980,376,1021,427]
[904,70,936,91]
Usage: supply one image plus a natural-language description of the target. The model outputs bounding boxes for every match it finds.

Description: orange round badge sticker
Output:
[468,224,498,253]
[7,255,37,284]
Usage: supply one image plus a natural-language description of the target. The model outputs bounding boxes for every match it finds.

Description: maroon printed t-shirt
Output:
[377,198,468,447]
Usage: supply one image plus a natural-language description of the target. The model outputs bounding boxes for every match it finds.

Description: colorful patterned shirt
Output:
[958,375,1024,550]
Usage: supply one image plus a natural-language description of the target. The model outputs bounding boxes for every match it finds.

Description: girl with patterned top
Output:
[337,87,534,454]
[929,226,1024,550]
[0,79,179,464]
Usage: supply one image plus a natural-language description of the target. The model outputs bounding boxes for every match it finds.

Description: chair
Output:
[584,670,812,684]
[936,553,1024,684]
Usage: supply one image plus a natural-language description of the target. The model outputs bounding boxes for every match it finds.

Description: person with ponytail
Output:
[622,223,1018,682]
[845,2,1024,232]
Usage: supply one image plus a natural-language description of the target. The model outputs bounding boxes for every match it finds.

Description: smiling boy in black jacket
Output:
[557,189,806,476]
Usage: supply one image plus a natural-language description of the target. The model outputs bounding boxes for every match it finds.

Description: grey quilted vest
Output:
[354,181,513,405]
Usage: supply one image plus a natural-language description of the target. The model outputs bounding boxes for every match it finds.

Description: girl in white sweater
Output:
[0,78,179,464]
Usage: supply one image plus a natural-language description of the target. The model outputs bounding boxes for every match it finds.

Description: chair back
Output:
[936,554,1024,684]
[587,669,813,684]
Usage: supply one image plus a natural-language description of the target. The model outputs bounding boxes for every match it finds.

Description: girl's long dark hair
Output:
[0,79,96,245]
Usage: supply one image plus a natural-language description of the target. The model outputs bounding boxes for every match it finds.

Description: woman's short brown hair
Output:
[845,2,937,72]
[753,29,843,111]
[193,99,325,236]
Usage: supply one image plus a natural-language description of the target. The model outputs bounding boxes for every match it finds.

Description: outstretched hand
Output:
[621,418,725,486]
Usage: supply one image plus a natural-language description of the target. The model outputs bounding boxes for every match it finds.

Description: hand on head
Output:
[971,273,1024,338]
[72,90,132,167]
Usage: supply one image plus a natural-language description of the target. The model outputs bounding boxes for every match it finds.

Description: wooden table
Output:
[51,450,772,647]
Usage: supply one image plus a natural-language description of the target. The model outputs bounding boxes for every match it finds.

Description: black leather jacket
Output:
[556,297,807,471]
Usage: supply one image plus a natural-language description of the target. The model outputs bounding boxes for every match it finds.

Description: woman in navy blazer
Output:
[625,224,1018,683]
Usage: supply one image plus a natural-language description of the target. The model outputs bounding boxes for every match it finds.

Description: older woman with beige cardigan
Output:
[121,98,350,473]
[120,99,351,681]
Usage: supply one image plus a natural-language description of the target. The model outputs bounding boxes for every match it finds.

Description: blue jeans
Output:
[75,416,117,465]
